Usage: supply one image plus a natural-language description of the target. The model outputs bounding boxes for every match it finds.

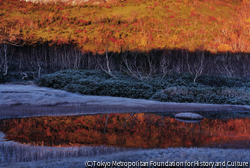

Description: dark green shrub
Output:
[38,69,250,105]
[150,86,250,105]
[37,73,74,89]
[197,75,245,87]
[95,80,155,99]
[65,80,155,99]
[64,84,97,95]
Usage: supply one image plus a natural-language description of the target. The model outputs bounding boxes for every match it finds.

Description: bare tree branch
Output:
[160,50,173,78]
[97,47,116,78]
[193,46,205,83]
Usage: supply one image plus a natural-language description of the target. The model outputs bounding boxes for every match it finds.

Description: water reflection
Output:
[0,113,249,149]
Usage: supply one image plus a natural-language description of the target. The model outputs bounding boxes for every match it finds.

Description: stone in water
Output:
[175,112,203,123]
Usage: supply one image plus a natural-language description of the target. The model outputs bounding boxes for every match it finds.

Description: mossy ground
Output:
[35,69,250,105]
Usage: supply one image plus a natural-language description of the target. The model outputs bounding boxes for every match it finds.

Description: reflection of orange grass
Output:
[0,114,250,148]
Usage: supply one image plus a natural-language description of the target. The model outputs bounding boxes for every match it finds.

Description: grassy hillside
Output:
[1,0,250,53]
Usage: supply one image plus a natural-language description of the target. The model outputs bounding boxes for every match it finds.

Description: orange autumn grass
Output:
[1,0,250,53]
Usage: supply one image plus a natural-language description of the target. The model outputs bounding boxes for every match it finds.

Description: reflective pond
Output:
[0,113,250,149]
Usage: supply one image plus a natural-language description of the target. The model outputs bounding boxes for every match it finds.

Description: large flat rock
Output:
[1,84,250,119]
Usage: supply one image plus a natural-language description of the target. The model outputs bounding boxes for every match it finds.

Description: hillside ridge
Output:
[1,0,250,53]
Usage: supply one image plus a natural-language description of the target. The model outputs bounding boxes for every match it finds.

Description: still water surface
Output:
[0,113,249,149]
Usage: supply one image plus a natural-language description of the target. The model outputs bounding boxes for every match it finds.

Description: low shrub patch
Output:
[150,86,250,105]
[37,69,250,105]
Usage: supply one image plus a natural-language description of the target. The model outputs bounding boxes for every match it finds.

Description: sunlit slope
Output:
[1,0,250,53]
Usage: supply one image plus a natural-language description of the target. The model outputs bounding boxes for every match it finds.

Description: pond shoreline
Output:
[0,84,250,167]
[1,84,250,119]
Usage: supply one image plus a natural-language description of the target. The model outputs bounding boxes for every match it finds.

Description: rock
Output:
[175,112,203,123]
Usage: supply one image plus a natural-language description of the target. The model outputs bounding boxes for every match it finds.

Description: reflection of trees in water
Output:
[0,113,250,149]
[99,113,205,148]
[178,122,202,147]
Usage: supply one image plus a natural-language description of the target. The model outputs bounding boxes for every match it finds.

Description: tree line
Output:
[1,43,250,81]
